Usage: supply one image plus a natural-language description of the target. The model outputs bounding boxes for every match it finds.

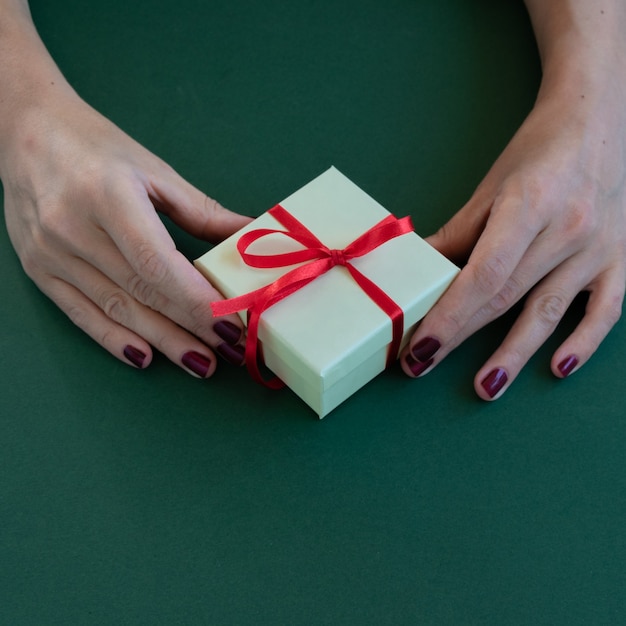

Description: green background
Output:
[2,1,625,624]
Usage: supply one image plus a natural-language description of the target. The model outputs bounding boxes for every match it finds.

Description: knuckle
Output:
[19,247,42,278]
[529,291,569,327]
[469,253,511,295]
[126,273,156,306]
[564,199,597,242]
[133,243,169,285]
[99,288,132,323]
[22,231,58,278]
[204,194,226,218]
[202,195,228,241]
[99,328,115,351]
[186,298,214,336]
[37,203,63,237]
[521,176,551,218]
[437,306,467,338]
[66,303,90,330]
[188,296,211,321]
[38,202,77,247]
[488,276,524,315]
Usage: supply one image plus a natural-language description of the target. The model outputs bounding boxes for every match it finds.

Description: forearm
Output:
[0,0,73,160]
[524,0,626,97]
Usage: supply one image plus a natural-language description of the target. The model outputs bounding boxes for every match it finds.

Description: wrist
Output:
[526,1,626,101]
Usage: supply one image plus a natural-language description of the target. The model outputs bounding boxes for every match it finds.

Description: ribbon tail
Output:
[210,286,287,389]
[244,306,285,389]
[346,264,404,368]
[214,259,334,389]
[210,284,288,389]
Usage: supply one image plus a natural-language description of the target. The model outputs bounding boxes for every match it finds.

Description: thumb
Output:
[150,167,253,242]
[426,197,490,265]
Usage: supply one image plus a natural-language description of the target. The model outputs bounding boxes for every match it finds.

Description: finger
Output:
[91,187,246,351]
[473,258,625,400]
[425,191,492,264]
[425,223,578,362]
[39,258,220,378]
[551,266,625,378]
[37,274,154,370]
[403,194,541,375]
[472,272,580,400]
[147,163,253,241]
[69,220,247,365]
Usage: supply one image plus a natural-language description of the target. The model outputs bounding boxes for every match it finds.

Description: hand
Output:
[2,87,252,377]
[401,63,626,399]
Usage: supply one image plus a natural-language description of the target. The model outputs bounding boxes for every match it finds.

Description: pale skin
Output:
[401,0,626,399]
[2,1,626,397]
[0,0,252,378]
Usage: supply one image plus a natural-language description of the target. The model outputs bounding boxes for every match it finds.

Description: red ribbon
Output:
[211,204,414,388]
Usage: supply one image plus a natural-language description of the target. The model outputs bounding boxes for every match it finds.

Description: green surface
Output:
[2,1,625,624]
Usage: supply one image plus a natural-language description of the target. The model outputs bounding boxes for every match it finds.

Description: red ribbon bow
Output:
[211,204,414,388]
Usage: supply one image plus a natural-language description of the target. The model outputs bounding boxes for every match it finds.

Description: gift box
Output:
[194,167,458,418]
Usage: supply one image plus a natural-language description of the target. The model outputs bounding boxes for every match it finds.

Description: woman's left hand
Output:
[401,56,626,399]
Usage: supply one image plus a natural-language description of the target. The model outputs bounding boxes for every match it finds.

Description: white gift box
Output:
[195,167,458,418]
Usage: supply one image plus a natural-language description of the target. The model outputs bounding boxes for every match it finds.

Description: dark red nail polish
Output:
[406,354,434,377]
[124,345,146,368]
[558,355,579,377]
[411,337,441,362]
[213,320,242,345]
[217,342,245,366]
[481,368,508,399]
[182,351,212,377]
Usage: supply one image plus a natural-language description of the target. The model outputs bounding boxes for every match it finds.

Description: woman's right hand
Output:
[1,77,252,377]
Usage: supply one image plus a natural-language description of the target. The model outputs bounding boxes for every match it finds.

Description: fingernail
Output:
[406,354,434,377]
[481,368,508,399]
[411,337,441,362]
[558,355,579,377]
[124,345,146,368]
[217,342,246,366]
[182,351,212,378]
[213,320,242,345]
